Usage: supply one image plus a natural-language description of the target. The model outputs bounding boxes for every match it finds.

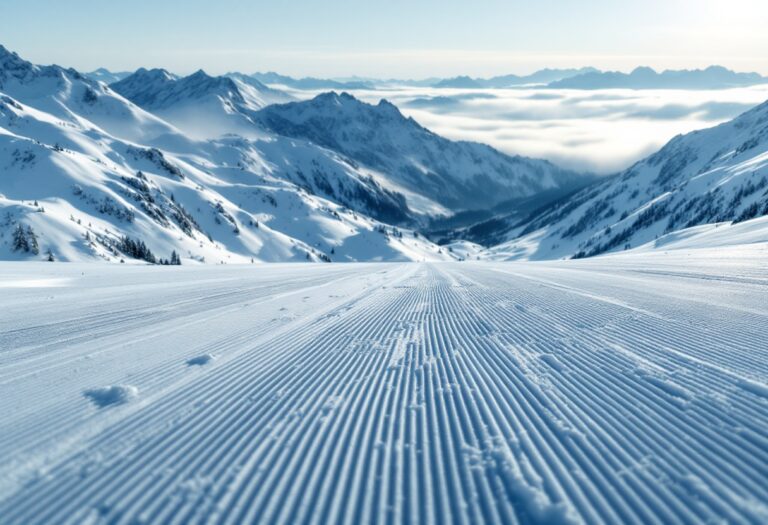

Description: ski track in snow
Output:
[0,251,767,524]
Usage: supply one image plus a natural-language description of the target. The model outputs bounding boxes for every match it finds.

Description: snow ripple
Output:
[0,254,766,523]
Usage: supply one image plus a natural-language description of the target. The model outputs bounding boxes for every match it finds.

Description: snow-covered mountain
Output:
[0,93,454,264]
[111,68,293,139]
[0,45,180,144]
[0,46,463,264]
[489,99,768,260]
[254,92,589,211]
[111,69,591,220]
[109,73,442,223]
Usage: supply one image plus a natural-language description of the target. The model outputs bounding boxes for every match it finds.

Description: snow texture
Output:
[1,244,767,523]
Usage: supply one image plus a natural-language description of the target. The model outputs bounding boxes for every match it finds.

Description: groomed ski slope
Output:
[1,246,767,524]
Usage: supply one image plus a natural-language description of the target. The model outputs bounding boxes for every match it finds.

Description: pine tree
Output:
[46,249,55,262]
[118,236,156,264]
[26,226,39,255]
[12,224,28,252]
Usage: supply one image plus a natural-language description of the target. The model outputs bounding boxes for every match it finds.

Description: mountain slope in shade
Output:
[254,92,591,212]
[488,99,768,260]
[549,66,768,90]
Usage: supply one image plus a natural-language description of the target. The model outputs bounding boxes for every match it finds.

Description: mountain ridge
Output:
[549,65,768,90]
[253,91,591,211]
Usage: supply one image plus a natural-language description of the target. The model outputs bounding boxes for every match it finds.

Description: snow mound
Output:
[83,385,139,407]
[186,354,215,366]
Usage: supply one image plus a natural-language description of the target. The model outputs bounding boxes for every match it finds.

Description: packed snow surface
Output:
[1,245,767,524]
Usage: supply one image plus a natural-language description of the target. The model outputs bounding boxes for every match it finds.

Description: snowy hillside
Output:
[255,92,589,211]
[0,46,464,264]
[490,99,768,260]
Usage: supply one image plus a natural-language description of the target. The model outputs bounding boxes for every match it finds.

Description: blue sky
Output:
[2,0,766,76]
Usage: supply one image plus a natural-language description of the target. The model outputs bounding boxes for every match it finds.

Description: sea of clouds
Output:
[297,84,768,175]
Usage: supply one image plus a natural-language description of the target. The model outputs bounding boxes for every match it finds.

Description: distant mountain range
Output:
[432,68,600,88]
[549,66,768,90]
[249,72,375,90]
[86,66,768,91]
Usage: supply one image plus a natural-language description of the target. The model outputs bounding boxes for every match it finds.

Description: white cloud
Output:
[341,85,768,174]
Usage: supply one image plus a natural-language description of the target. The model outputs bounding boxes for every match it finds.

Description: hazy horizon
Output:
[2,0,766,77]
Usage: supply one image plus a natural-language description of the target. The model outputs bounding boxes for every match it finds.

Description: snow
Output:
[254,91,588,211]
[488,99,768,261]
[83,385,139,408]
[186,354,215,366]
[1,245,766,523]
[0,80,457,264]
[0,46,592,265]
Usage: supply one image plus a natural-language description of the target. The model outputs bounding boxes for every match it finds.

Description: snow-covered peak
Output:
[110,68,293,139]
[132,67,177,82]
[257,91,419,137]
[0,46,181,144]
[0,44,87,89]
[110,68,233,110]
[0,45,35,83]
[255,92,590,211]
[84,67,131,84]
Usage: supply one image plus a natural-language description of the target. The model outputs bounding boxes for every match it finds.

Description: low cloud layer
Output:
[341,85,768,174]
